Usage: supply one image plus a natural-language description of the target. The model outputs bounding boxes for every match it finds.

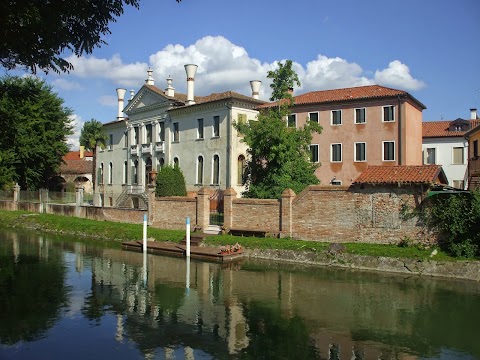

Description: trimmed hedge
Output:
[155,165,187,197]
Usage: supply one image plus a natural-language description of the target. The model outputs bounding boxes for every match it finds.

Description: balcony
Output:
[141,143,152,155]
[155,141,164,153]
[130,144,139,156]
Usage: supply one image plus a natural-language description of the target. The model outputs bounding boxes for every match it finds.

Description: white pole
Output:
[186,257,190,294]
[186,217,191,257]
[143,213,147,252]
[143,251,147,287]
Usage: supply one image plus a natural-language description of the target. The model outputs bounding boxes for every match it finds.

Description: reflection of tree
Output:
[0,253,68,344]
[238,301,320,360]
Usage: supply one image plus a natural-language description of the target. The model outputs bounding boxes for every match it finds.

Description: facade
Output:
[464,119,480,190]
[422,109,479,189]
[58,147,93,193]
[259,85,426,186]
[95,67,264,206]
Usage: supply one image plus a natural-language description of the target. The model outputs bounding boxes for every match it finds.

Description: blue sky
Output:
[4,0,480,149]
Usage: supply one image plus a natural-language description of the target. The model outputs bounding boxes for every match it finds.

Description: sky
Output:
[3,0,480,149]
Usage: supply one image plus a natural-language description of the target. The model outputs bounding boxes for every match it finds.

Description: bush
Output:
[423,189,480,258]
[155,165,187,197]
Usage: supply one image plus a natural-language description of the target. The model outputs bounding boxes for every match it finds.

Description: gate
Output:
[209,189,224,226]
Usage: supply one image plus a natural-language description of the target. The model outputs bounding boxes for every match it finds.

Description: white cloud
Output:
[374,60,426,91]
[52,78,83,91]
[98,95,117,107]
[66,114,85,150]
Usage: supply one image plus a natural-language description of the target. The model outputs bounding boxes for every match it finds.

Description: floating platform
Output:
[122,240,244,263]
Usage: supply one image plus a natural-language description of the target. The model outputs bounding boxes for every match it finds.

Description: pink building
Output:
[260,85,426,186]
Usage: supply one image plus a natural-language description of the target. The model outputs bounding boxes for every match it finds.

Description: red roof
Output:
[423,120,480,138]
[59,160,93,175]
[353,165,447,185]
[258,85,426,109]
[64,150,93,160]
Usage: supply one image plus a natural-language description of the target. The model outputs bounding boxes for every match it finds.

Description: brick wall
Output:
[151,196,197,230]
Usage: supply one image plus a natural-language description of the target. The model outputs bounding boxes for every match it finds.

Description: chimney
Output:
[116,88,126,120]
[145,68,154,85]
[129,89,135,101]
[79,145,85,159]
[287,87,294,96]
[165,76,175,97]
[471,108,478,120]
[250,80,261,99]
[184,64,198,105]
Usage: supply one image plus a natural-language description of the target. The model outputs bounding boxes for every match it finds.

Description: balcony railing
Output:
[469,157,480,175]
[155,141,164,152]
[141,143,152,155]
[130,144,139,156]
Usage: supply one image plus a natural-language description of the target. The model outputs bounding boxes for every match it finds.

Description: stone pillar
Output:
[75,185,84,206]
[197,187,210,232]
[280,188,295,238]
[13,183,20,211]
[223,187,236,231]
[147,183,156,225]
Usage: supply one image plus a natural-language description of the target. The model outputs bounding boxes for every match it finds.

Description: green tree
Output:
[0,0,181,74]
[0,75,72,189]
[79,119,107,191]
[235,60,322,199]
[155,165,187,197]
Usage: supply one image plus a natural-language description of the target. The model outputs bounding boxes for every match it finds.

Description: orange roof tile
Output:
[258,85,426,109]
[63,151,93,160]
[59,160,93,175]
[353,165,447,185]
[422,119,480,138]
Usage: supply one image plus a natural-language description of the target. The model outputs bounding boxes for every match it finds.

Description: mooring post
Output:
[186,217,191,257]
[143,213,147,252]
[186,257,190,294]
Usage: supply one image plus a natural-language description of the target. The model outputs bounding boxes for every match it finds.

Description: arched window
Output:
[197,156,204,184]
[213,155,220,185]
[108,162,113,184]
[159,158,165,170]
[237,155,245,185]
[123,161,127,184]
[174,157,179,167]
[132,160,138,184]
[99,163,104,185]
[145,157,152,185]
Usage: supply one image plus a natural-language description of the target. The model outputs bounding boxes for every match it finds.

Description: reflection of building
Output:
[57,147,94,193]
[422,108,479,189]
[95,67,264,207]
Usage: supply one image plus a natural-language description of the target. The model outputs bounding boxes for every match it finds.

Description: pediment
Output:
[124,86,172,114]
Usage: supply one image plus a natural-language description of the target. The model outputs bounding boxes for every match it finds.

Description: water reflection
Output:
[0,228,479,359]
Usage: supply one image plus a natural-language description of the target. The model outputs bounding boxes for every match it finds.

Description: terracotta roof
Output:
[422,119,480,138]
[63,151,93,160]
[353,165,447,185]
[59,160,93,175]
[258,85,426,109]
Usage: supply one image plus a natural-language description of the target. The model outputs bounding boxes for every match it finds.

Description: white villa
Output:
[95,66,264,207]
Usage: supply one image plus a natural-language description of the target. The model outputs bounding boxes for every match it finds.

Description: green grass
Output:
[0,210,464,261]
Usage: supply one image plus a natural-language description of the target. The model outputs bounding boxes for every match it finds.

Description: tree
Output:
[235,60,322,199]
[0,0,181,74]
[155,165,187,197]
[80,119,107,192]
[0,75,73,190]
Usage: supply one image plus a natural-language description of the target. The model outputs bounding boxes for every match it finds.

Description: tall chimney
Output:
[79,145,85,159]
[116,88,126,120]
[471,108,478,120]
[145,68,154,85]
[129,89,135,101]
[184,64,198,105]
[165,76,175,97]
[250,80,261,99]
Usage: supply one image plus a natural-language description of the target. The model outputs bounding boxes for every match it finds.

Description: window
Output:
[108,134,113,150]
[99,163,104,184]
[197,156,204,184]
[310,144,319,163]
[134,127,139,145]
[173,122,179,142]
[355,108,366,124]
[237,155,246,185]
[331,144,342,162]
[331,110,342,125]
[452,180,464,189]
[473,140,478,159]
[158,158,165,170]
[354,142,366,162]
[213,116,220,137]
[309,112,319,124]
[238,113,247,124]
[287,114,296,128]
[212,155,220,185]
[124,131,128,148]
[383,106,395,122]
[132,160,138,184]
[452,147,464,165]
[197,118,204,139]
[146,124,152,143]
[424,148,436,165]
[159,122,165,141]
[108,162,113,184]
[383,141,395,161]
[123,161,127,184]
[173,157,179,167]
[331,180,342,186]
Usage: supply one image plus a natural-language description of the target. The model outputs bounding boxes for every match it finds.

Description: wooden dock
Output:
[122,240,244,263]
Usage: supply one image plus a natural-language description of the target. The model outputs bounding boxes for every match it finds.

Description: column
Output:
[280,188,295,238]
[196,187,210,231]
[13,183,20,211]
[223,187,236,231]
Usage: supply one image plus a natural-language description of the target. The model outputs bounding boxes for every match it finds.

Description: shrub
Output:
[155,165,187,197]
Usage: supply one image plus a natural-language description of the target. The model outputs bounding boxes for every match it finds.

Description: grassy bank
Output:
[0,210,458,261]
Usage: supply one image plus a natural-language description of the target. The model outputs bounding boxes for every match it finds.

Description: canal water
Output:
[0,229,479,360]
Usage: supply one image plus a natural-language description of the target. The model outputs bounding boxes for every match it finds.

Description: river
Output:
[0,228,479,359]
